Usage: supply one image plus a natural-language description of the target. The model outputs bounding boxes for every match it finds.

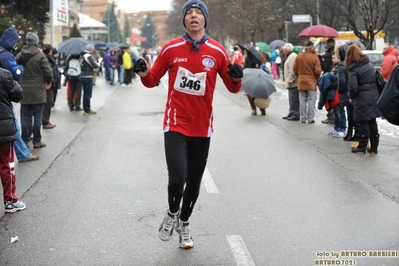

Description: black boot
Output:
[353,122,360,141]
[352,134,368,154]
[343,116,353,141]
[367,134,379,154]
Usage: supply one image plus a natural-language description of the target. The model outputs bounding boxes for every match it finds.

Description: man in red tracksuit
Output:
[134,0,243,249]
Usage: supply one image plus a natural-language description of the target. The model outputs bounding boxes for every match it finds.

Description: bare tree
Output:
[336,0,399,49]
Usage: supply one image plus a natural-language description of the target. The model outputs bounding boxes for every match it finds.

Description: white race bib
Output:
[173,67,207,96]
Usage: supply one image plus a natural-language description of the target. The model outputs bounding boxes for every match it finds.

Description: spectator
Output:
[80,45,99,116]
[0,67,25,212]
[16,32,53,148]
[51,48,61,109]
[122,47,134,87]
[64,54,83,111]
[0,27,39,162]
[320,38,336,125]
[244,49,264,115]
[117,48,125,84]
[346,45,380,154]
[231,46,244,68]
[108,49,118,85]
[282,43,300,121]
[103,48,110,81]
[42,44,56,129]
[381,43,399,80]
[293,40,322,123]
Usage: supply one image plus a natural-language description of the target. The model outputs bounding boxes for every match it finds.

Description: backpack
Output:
[67,58,81,77]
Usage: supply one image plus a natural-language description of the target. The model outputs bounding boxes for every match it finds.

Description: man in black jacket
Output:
[0,68,25,213]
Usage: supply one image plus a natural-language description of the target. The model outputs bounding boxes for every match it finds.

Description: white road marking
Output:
[227,235,256,266]
[202,167,219,193]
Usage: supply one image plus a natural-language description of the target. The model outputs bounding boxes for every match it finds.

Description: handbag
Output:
[375,69,386,95]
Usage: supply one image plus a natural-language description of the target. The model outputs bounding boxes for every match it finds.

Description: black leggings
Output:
[164,131,210,222]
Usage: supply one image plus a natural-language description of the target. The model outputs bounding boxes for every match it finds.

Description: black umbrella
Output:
[242,68,276,98]
[237,43,251,52]
[238,43,263,64]
[58,38,93,55]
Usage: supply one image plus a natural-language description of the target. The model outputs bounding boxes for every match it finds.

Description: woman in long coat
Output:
[345,45,380,154]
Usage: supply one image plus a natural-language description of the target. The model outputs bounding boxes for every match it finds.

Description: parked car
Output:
[363,50,383,71]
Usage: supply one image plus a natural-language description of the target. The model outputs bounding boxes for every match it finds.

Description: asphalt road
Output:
[0,74,398,266]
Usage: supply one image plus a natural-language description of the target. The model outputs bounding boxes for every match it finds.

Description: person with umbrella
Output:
[133,0,243,249]
[293,40,322,123]
[244,48,267,115]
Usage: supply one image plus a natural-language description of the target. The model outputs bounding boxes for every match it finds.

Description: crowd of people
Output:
[0,24,141,214]
[282,38,390,154]
[232,33,389,156]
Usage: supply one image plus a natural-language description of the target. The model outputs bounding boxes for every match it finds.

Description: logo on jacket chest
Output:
[173,57,188,63]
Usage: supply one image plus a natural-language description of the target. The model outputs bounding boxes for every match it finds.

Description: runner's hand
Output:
[133,57,147,73]
[227,63,243,78]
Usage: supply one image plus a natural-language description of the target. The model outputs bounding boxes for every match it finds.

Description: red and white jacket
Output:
[141,37,241,137]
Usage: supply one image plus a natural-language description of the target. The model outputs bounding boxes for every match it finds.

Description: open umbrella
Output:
[105,42,118,49]
[92,40,106,49]
[238,43,263,64]
[298,24,340,38]
[269,39,285,48]
[58,38,93,55]
[237,43,251,52]
[242,68,276,98]
[255,42,272,54]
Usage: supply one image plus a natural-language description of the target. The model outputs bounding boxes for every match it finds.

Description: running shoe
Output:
[176,220,194,249]
[5,201,26,213]
[158,210,178,241]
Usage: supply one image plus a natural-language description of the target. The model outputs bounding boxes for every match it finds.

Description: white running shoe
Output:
[158,210,178,241]
[176,220,194,249]
[5,201,26,213]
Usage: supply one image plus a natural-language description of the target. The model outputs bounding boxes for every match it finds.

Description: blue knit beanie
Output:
[181,0,209,28]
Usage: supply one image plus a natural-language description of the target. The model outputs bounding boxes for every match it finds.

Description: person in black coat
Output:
[345,45,380,154]
[0,68,26,212]
[338,44,358,141]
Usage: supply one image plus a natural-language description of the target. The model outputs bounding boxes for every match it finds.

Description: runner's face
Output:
[185,8,205,33]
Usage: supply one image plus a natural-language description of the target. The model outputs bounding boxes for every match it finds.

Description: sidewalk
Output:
[1,75,121,217]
